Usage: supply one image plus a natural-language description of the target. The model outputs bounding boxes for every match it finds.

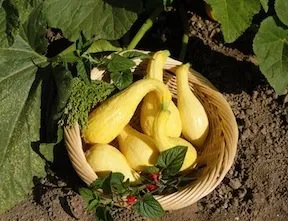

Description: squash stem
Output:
[127,7,163,50]
[147,50,170,80]
[176,63,190,91]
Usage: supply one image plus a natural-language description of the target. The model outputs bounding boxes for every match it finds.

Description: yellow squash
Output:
[117,125,159,171]
[176,64,209,148]
[140,50,182,137]
[85,144,140,183]
[83,79,171,144]
[152,109,197,171]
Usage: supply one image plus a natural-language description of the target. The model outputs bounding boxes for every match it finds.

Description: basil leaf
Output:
[76,60,90,84]
[143,166,160,174]
[107,54,135,72]
[96,206,113,221]
[79,187,95,204]
[87,198,100,211]
[133,194,164,218]
[90,176,107,189]
[85,40,122,54]
[121,50,149,59]
[157,146,188,175]
[101,172,127,195]
[110,172,125,186]
[110,70,133,90]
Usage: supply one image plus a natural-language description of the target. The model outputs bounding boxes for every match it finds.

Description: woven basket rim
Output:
[64,51,239,211]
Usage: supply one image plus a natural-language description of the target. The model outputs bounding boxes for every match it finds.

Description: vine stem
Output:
[127,7,163,50]
[178,1,189,62]
[179,33,189,62]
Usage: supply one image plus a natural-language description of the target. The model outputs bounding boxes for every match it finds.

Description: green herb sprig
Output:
[79,146,203,220]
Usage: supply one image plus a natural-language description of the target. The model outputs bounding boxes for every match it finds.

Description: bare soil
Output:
[1,9,288,221]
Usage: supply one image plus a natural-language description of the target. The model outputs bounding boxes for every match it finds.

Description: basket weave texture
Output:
[64,55,238,211]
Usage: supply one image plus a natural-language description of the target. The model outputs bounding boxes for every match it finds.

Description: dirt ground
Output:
[0,9,288,221]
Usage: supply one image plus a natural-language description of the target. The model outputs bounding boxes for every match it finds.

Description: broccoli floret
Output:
[59,78,115,128]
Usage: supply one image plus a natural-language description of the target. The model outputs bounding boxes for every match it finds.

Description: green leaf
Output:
[96,206,113,221]
[110,70,133,90]
[0,7,8,47]
[87,198,99,211]
[109,172,125,186]
[0,34,47,213]
[101,172,126,195]
[76,60,90,84]
[75,32,89,53]
[163,0,174,7]
[1,0,43,46]
[157,146,188,175]
[121,50,149,59]
[90,176,108,189]
[107,54,136,72]
[133,194,164,218]
[109,173,127,194]
[275,0,288,26]
[85,40,122,54]
[2,0,19,46]
[56,44,79,63]
[205,0,261,42]
[79,187,95,203]
[53,65,74,120]
[143,166,160,174]
[43,0,142,41]
[23,3,48,54]
[39,128,63,163]
[253,17,288,94]
[260,0,269,12]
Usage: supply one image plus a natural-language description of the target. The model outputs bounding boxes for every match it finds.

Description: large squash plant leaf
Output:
[275,0,288,27]
[253,17,288,94]
[0,0,44,47]
[0,7,8,47]
[260,0,269,13]
[43,0,143,41]
[205,0,260,43]
[0,33,47,213]
[23,3,48,54]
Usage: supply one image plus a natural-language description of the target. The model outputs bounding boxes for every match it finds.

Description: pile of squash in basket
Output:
[82,50,209,183]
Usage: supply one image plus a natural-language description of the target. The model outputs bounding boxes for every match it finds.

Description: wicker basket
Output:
[64,54,238,211]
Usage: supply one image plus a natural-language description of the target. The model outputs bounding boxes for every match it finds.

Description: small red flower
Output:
[126,195,137,205]
[146,184,157,191]
[151,173,160,182]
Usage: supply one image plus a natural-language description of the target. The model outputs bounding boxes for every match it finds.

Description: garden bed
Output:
[1,9,287,220]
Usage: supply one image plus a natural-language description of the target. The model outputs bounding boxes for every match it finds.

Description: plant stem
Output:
[127,7,163,50]
[180,33,189,62]
[178,2,189,62]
